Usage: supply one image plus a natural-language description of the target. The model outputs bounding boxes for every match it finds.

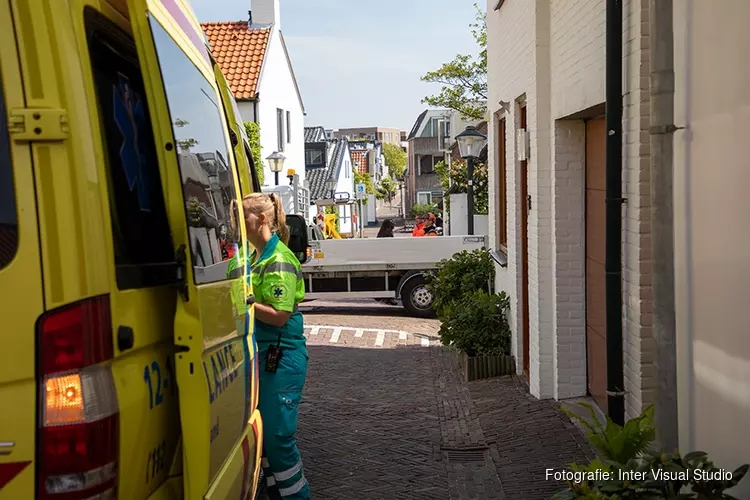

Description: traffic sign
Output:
[355,183,366,200]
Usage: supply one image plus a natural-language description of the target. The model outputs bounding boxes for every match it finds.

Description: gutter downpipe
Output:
[682,0,696,454]
[649,0,678,451]
[605,0,625,426]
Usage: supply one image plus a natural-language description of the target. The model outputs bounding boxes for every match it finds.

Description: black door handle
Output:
[246,294,256,305]
[117,326,135,351]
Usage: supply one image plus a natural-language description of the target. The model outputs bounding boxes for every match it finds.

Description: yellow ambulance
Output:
[0,0,308,498]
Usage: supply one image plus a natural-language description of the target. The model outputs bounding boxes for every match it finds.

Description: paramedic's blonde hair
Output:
[236,193,290,245]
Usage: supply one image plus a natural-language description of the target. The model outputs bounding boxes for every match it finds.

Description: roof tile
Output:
[200,21,269,100]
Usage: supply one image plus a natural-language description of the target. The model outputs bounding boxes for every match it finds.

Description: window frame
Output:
[244,141,262,192]
[305,148,324,166]
[286,110,291,144]
[277,108,285,152]
[147,13,243,285]
[417,191,432,205]
[84,8,179,290]
[497,116,507,252]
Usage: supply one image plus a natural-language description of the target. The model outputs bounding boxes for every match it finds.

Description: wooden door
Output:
[585,117,607,410]
[520,105,530,378]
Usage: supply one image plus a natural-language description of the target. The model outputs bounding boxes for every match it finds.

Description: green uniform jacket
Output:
[247,233,307,355]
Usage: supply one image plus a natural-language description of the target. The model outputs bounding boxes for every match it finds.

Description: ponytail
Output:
[240,192,290,246]
[269,193,290,245]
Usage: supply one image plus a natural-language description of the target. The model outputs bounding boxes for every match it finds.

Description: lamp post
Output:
[325,179,338,200]
[455,126,487,235]
[267,151,286,186]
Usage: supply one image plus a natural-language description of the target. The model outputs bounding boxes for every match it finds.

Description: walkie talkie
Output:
[265,333,283,373]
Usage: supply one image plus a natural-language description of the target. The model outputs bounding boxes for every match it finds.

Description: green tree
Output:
[434,159,488,215]
[411,202,438,218]
[382,143,407,180]
[376,176,398,204]
[176,138,199,151]
[420,3,487,121]
[174,118,199,151]
[243,121,265,185]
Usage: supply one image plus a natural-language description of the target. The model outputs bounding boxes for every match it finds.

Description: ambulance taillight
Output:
[37,295,119,500]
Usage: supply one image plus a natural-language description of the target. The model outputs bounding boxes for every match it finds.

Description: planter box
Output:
[460,352,515,381]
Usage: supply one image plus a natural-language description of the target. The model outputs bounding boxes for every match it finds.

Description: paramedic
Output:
[237,192,310,500]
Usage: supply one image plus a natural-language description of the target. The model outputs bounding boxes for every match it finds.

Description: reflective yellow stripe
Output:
[252,261,301,279]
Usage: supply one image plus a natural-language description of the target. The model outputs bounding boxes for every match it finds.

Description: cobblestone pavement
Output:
[258,300,595,500]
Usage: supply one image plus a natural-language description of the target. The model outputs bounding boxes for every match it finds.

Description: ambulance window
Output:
[149,15,240,285]
[245,141,262,192]
[0,72,18,270]
[85,8,177,290]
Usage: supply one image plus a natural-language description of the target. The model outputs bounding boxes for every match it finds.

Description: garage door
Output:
[585,117,607,411]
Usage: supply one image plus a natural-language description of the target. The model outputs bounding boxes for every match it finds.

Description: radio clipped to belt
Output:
[265,332,283,373]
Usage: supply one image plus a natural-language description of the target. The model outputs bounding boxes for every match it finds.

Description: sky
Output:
[190,0,486,133]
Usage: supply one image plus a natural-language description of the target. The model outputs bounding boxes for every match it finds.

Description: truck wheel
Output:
[400,275,436,318]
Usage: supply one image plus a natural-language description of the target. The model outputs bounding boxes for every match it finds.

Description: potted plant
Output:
[438,289,514,380]
[426,249,513,380]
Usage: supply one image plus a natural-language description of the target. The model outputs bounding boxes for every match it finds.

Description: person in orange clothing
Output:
[412,215,425,237]
[424,214,439,236]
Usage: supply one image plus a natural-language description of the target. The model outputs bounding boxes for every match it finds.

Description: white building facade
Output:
[243,0,305,186]
[486,0,654,419]
[203,0,305,187]
[673,1,750,496]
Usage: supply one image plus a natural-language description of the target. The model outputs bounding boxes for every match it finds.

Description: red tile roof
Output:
[200,21,269,100]
[351,151,369,174]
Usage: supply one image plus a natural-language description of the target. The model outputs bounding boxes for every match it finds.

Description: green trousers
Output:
[258,346,310,500]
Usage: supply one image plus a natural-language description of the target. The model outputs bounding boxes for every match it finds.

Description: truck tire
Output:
[400,275,436,318]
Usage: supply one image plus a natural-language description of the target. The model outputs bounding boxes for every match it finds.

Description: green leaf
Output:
[243,121,265,185]
[382,143,407,180]
[420,3,487,120]
[550,490,578,500]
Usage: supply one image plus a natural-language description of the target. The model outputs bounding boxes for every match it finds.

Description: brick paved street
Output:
[260,300,596,500]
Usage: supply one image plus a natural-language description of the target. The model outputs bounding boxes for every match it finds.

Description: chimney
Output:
[250,0,280,29]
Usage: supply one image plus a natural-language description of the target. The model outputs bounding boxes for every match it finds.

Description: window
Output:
[305,149,324,166]
[417,192,432,205]
[497,118,507,250]
[245,141,262,192]
[286,110,291,144]
[0,70,18,270]
[277,108,285,152]
[345,160,350,178]
[149,14,241,284]
[86,9,175,289]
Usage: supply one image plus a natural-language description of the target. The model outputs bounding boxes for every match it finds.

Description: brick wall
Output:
[550,0,606,118]
[551,121,587,400]
[487,0,655,413]
[486,0,540,391]
[621,0,654,420]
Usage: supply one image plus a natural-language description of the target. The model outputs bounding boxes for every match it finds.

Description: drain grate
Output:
[442,447,488,463]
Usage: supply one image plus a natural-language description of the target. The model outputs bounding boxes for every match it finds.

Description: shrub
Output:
[437,289,511,357]
[552,403,749,499]
[426,248,494,316]
[243,121,264,185]
[410,202,437,218]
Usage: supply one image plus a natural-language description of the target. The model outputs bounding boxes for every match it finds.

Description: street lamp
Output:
[455,126,487,235]
[267,151,286,186]
[325,179,338,199]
